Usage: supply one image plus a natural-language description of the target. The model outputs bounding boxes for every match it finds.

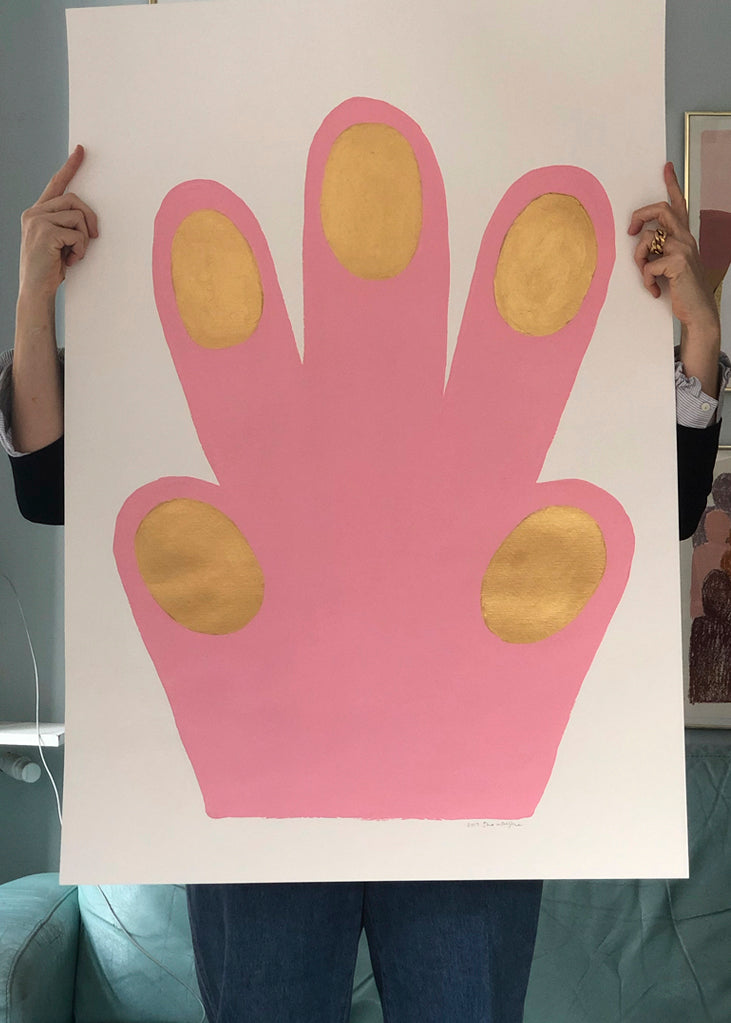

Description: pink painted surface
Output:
[700,130,731,213]
[691,509,731,620]
[114,98,634,820]
[699,209,731,281]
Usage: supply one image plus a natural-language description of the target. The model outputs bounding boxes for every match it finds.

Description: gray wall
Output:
[666,1,731,170]
[0,0,730,882]
[1,0,73,885]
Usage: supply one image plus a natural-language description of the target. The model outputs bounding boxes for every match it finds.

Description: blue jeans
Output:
[187,880,542,1022]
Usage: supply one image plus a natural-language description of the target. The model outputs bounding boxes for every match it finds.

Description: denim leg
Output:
[363,880,543,1023]
[187,882,364,1023]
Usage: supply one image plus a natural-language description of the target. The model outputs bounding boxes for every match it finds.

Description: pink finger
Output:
[445,165,615,481]
[302,98,450,446]
[152,180,302,485]
[461,477,635,817]
[114,475,273,805]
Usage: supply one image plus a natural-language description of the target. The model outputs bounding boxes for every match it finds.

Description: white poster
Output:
[63,0,684,883]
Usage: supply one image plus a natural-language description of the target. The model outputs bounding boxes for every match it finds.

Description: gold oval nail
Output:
[481,505,606,644]
[494,193,597,336]
[171,210,263,349]
[135,498,264,635]
[321,122,423,279]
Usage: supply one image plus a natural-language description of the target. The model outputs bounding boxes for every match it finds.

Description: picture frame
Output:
[723,384,731,452]
[685,111,731,449]
[681,113,731,726]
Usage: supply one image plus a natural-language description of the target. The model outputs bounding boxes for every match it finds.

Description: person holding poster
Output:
[629,160,729,541]
[1,146,725,1023]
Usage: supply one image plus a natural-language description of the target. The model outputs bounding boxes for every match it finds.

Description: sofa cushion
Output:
[0,872,78,1023]
[74,884,204,1023]
[350,933,383,1023]
[74,885,384,1023]
[524,730,731,1023]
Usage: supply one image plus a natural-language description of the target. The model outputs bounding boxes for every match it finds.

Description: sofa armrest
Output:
[0,873,79,1023]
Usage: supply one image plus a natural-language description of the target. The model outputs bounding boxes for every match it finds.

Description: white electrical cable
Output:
[0,572,63,823]
[1,572,207,1023]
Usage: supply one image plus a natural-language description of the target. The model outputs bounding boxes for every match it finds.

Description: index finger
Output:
[663,160,689,223]
[36,144,85,204]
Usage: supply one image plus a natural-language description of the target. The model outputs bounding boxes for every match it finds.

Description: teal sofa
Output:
[0,875,381,1023]
[2,731,730,1023]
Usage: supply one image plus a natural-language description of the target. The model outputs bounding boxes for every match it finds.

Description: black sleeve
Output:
[10,436,65,525]
[677,420,720,541]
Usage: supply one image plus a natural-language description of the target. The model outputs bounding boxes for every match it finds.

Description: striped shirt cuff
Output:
[674,348,731,429]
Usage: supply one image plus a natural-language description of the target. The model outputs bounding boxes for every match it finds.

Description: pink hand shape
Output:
[114,98,634,820]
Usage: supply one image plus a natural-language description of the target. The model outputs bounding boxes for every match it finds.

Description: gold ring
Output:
[650,227,667,256]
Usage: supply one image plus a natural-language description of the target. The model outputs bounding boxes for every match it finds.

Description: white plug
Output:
[0,751,42,783]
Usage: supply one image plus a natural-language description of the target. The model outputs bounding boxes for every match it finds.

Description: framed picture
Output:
[685,111,731,449]
[682,113,731,726]
[682,448,731,727]
[723,384,731,452]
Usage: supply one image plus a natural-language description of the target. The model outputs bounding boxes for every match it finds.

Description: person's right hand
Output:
[18,144,99,298]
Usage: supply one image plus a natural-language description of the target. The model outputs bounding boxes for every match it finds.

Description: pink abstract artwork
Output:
[689,474,731,703]
[113,98,634,820]
[699,130,731,290]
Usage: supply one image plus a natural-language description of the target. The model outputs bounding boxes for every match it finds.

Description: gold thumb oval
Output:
[171,210,263,349]
[481,506,606,644]
[321,123,423,279]
[135,499,264,635]
[494,193,598,336]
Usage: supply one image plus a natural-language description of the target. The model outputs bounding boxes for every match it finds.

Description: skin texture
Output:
[10,153,722,453]
[12,145,98,453]
[628,161,722,399]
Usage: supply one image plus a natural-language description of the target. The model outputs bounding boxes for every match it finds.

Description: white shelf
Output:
[0,723,65,747]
